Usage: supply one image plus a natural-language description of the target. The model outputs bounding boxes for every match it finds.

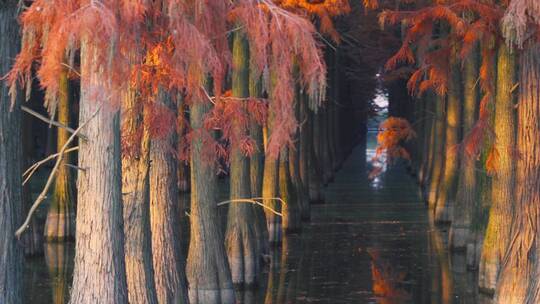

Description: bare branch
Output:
[217,198,283,217]
[15,107,101,239]
[21,105,88,141]
[22,146,79,185]
[64,163,86,172]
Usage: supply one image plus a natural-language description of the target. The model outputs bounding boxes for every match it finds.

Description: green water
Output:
[23,132,492,303]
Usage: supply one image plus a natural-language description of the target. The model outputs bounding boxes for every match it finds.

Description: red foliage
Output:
[370,117,415,179]
[7,0,329,163]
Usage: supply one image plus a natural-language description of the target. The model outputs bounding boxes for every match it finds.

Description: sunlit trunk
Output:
[69,38,128,304]
[187,94,235,304]
[427,94,446,208]
[149,90,188,304]
[495,44,540,304]
[121,86,158,304]
[479,44,516,293]
[280,147,301,233]
[0,4,23,302]
[262,113,281,245]
[226,31,260,287]
[249,68,269,255]
[434,59,461,224]
[45,69,76,241]
[450,48,479,250]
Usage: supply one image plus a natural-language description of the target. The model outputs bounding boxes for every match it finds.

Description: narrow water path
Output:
[261,132,491,304]
[23,133,494,304]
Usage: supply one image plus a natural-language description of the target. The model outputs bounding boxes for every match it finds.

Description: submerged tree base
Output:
[188,287,235,304]
[44,212,75,242]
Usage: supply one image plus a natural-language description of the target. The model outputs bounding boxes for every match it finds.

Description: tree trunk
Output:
[449,48,479,250]
[427,94,446,208]
[187,95,235,304]
[45,69,76,241]
[298,92,311,220]
[434,60,461,224]
[262,117,281,245]
[290,92,309,222]
[320,107,333,185]
[177,95,190,193]
[248,67,269,256]
[226,31,260,287]
[22,109,43,256]
[149,90,188,304]
[419,94,434,188]
[494,44,540,304]
[308,108,325,204]
[121,87,158,304]
[0,3,23,302]
[69,39,128,304]
[279,147,300,233]
[478,44,516,293]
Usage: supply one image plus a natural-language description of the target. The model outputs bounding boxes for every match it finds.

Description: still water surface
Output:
[23,132,493,303]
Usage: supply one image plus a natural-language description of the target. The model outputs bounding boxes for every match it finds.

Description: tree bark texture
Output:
[149,90,188,304]
[494,44,540,304]
[0,3,23,302]
[121,87,158,304]
[69,39,128,304]
[187,96,235,304]
[226,31,260,287]
[450,49,479,250]
[434,60,462,224]
[479,44,516,293]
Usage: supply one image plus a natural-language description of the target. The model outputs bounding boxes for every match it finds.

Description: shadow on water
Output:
[23,131,494,303]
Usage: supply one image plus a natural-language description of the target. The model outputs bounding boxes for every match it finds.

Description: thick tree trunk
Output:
[121,88,158,304]
[262,115,281,245]
[434,61,461,224]
[418,94,434,188]
[449,49,479,250]
[226,31,260,287]
[280,147,301,233]
[494,44,540,304]
[187,96,235,304]
[149,90,188,304]
[479,44,516,293]
[45,69,76,241]
[69,39,128,304]
[248,68,269,256]
[0,3,23,302]
[427,94,446,208]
